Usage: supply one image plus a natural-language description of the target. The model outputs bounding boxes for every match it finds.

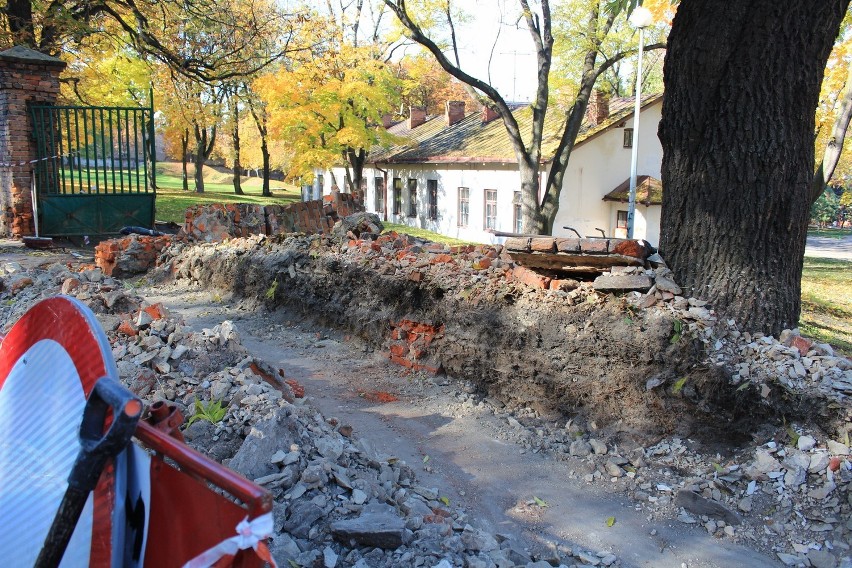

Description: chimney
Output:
[381,113,393,129]
[408,106,426,129]
[481,105,500,124]
[445,100,465,126]
[585,89,610,126]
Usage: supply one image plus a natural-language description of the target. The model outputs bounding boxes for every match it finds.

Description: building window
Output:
[484,189,497,230]
[374,177,384,213]
[393,178,402,215]
[623,128,633,148]
[317,174,324,195]
[428,180,438,221]
[513,191,523,234]
[408,178,417,217]
[617,210,628,229]
[458,187,469,227]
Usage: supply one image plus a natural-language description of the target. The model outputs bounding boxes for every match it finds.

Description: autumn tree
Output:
[812,9,852,197]
[1,0,297,82]
[396,54,477,115]
[256,39,401,192]
[385,0,666,233]
[657,0,849,334]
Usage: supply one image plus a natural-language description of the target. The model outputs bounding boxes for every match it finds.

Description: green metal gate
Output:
[30,102,156,236]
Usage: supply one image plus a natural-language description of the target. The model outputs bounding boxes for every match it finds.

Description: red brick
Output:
[791,336,812,357]
[530,238,556,252]
[511,266,550,289]
[430,254,453,264]
[117,320,138,336]
[580,239,609,253]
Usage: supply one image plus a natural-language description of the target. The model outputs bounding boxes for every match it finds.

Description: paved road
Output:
[805,234,852,260]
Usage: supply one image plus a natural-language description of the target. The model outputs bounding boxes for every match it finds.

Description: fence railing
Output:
[30,103,156,196]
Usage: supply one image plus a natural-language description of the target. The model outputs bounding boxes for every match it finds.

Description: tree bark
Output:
[232,100,244,195]
[181,128,190,192]
[658,0,848,336]
[193,122,217,194]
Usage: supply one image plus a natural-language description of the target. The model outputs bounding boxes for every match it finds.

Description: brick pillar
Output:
[0,46,66,237]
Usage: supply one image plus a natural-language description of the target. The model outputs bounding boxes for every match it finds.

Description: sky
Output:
[388,0,539,102]
[450,0,538,102]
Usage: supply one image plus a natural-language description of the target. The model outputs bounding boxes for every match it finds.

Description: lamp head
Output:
[629,6,653,29]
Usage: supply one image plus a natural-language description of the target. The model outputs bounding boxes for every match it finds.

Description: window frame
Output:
[427,180,438,221]
[458,187,470,227]
[374,176,384,213]
[407,178,417,217]
[512,191,523,234]
[392,177,402,215]
[617,210,628,229]
[623,128,634,148]
[484,189,497,230]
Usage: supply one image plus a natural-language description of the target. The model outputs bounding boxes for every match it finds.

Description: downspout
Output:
[375,163,389,221]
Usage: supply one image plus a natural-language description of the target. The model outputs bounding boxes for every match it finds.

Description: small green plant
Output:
[671,376,688,394]
[670,319,683,344]
[188,399,228,425]
[265,280,278,300]
[787,426,800,448]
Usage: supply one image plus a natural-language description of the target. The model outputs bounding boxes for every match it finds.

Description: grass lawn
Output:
[807,227,852,239]
[155,162,301,224]
[381,222,474,246]
[799,257,852,355]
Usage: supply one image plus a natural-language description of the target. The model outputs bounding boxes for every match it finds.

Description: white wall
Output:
[361,163,522,243]
[316,101,664,245]
[553,102,663,245]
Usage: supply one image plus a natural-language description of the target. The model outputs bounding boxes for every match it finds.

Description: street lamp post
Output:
[626,6,653,239]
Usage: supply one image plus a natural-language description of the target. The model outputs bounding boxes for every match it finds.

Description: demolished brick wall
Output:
[95,234,174,277]
[93,194,364,277]
[182,193,364,242]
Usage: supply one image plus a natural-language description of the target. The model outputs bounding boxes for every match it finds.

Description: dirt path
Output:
[144,286,780,568]
[805,234,852,260]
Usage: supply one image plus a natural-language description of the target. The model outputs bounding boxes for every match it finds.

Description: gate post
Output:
[0,47,65,237]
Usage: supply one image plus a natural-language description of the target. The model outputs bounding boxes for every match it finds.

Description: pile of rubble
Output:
[0,256,628,568]
[147,222,851,566]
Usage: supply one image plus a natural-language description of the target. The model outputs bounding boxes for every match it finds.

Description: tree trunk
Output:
[232,102,243,195]
[193,122,217,194]
[346,147,367,204]
[261,139,271,197]
[6,0,34,46]
[658,0,848,335]
[181,129,190,192]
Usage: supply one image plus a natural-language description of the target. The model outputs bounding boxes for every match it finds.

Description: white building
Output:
[316,92,663,245]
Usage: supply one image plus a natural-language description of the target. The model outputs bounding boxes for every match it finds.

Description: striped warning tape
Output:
[0,150,79,169]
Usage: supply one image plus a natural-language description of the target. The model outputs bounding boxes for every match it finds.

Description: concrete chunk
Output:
[593,273,652,292]
[330,513,406,549]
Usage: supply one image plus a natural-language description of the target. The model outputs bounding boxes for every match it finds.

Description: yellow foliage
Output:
[254,37,403,183]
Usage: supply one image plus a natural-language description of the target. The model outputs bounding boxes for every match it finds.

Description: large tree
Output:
[657,0,849,335]
[1,0,295,82]
[386,0,665,234]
